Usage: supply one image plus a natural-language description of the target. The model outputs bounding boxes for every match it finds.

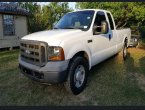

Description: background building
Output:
[0,3,30,49]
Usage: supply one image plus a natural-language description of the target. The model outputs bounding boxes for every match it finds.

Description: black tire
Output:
[123,41,128,61]
[64,56,89,95]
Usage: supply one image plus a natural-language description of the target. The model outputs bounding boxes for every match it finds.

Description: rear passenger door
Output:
[91,11,111,66]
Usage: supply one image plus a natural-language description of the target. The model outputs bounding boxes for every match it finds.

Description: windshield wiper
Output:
[54,27,86,31]
[62,27,75,29]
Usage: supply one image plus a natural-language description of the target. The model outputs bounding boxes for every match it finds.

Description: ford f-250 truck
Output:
[19,9,131,95]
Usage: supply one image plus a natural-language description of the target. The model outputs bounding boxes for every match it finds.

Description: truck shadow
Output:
[87,51,135,85]
[87,53,121,82]
[87,48,145,94]
[124,52,135,73]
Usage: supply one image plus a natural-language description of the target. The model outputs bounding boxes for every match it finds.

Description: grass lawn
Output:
[0,48,145,106]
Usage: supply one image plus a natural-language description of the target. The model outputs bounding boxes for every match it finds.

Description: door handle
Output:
[109,34,111,40]
[88,39,92,43]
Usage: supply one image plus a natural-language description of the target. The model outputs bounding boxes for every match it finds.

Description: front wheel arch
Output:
[69,51,90,70]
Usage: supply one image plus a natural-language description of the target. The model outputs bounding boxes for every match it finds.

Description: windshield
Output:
[54,10,95,31]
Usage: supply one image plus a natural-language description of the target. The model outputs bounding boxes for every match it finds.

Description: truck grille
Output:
[20,40,48,66]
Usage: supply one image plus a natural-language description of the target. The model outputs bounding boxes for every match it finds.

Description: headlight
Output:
[48,46,65,61]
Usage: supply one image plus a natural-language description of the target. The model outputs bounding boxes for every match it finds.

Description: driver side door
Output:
[91,11,112,66]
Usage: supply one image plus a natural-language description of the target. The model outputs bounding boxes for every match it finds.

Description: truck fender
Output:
[65,44,92,70]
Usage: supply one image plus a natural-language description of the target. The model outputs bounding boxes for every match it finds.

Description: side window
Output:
[107,13,114,30]
[3,14,15,36]
[93,11,107,33]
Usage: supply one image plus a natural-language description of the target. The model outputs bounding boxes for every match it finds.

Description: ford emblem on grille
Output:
[25,50,30,54]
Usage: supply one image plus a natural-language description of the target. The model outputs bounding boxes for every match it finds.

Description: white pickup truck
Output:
[19,9,131,95]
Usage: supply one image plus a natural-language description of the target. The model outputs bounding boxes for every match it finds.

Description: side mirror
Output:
[93,21,108,35]
[101,21,108,34]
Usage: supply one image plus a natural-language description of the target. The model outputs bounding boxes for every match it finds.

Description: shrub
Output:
[138,26,145,49]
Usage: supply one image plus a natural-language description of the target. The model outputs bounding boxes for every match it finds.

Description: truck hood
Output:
[22,29,84,46]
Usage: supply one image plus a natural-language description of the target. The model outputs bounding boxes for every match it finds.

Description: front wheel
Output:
[64,56,89,95]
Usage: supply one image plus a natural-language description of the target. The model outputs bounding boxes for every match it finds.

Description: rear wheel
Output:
[123,41,128,61]
[64,56,89,95]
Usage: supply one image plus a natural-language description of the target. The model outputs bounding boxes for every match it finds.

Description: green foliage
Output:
[41,2,71,30]
[76,2,145,28]
[18,2,71,33]
[137,26,145,49]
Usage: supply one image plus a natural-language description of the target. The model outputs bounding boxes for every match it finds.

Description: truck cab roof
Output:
[70,9,111,13]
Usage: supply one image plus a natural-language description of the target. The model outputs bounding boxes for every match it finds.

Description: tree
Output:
[18,2,71,33]
[18,2,42,33]
[41,2,71,29]
[76,2,145,28]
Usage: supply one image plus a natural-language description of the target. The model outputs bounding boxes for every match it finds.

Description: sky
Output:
[38,2,76,10]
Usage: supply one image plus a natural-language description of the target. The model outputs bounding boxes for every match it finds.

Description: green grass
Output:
[0,48,145,106]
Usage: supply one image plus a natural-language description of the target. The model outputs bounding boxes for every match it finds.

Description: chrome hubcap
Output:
[74,65,85,88]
